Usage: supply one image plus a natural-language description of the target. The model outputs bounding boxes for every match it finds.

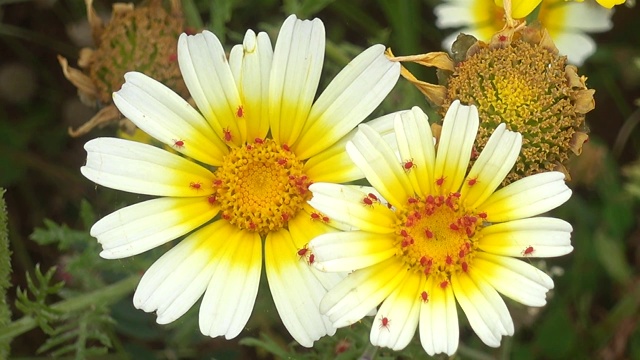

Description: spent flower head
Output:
[308,101,573,355]
[389,21,594,184]
[59,0,187,137]
[81,15,400,346]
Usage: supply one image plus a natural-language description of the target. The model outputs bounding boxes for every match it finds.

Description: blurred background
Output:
[1,0,639,359]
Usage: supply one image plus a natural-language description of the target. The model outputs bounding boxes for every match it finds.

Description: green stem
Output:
[0,275,140,342]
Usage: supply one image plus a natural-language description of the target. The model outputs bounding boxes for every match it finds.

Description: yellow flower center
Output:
[211,139,312,234]
[395,192,484,287]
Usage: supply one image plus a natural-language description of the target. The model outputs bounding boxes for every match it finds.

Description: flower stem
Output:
[0,275,140,342]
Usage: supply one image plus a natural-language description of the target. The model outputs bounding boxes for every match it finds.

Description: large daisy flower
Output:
[435,0,613,65]
[307,100,573,355]
[81,15,400,346]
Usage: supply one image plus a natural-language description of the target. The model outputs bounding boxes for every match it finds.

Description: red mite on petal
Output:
[172,139,185,149]
[522,245,535,256]
[379,316,391,331]
[402,159,416,172]
[363,196,374,207]
[223,127,232,142]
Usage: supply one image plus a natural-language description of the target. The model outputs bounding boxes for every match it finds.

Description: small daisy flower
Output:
[81,15,400,346]
[435,0,613,65]
[308,100,573,355]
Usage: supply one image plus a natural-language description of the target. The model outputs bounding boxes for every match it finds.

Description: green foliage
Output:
[36,304,114,359]
[15,265,64,334]
[0,188,12,358]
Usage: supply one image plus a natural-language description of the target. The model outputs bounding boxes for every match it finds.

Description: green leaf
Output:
[593,229,633,284]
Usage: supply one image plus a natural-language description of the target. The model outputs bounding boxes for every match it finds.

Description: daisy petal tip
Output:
[98,249,120,260]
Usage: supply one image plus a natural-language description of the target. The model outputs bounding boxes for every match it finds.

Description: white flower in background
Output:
[434,0,613,65]
[308,101,573,355]
[81,14,400,346]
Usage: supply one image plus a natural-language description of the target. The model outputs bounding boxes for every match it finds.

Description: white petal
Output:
[303,110,405,183]
[552,32,596,66]
[294,44,400,159]
[419,277,459,356]
[113,72,227,166]
[478,217,574,258]
[394,106,436,197]
[287,211,346,290]
[309,231,396,272]
[308,182,397,234]
[199,226,262,339]
[269,15,324,147]
[93,197,218,258]
[434,3,477,28]
[479,172,571,222]
[547,2,613,32]
[82,138,215,197]
[451,272,512,348]
[347,123,414,207]
[433,100,479,194]
[320,258,407,328]
[265,229,335,347]
[133,221,227,324]
[461,123,521,208]
[473,252,554,307]
[178,31,243,146]
[229,30,273,141]
[370,273,422,351]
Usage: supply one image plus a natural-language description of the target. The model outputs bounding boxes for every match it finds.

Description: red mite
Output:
[297,247,309,257]
[173,139,185,149]
[189,181,202,190]
[421,291,429,303]
[403,159,416,171]
[379,316,391,330]
[467,177,478,186]
[363,196,374,207]
[522,246,535,256]
[223,128,232,142]
[236,105,244,118]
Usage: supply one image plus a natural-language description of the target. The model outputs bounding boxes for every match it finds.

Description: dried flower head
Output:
[58,0,188,137]
[389,20,594,184]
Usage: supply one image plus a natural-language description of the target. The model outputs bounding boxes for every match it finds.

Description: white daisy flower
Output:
[435,0,613,65]
[81,15,400,346]
[308,100,573,355]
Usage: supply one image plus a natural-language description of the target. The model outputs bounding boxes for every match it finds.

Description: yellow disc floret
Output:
[395,192,485,287]
[212,139,312,234]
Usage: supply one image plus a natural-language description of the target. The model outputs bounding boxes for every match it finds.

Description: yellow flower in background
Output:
[81,15,400,346]
[435,0,613,65]
[308,101,573,355]
[495,0,624,18]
